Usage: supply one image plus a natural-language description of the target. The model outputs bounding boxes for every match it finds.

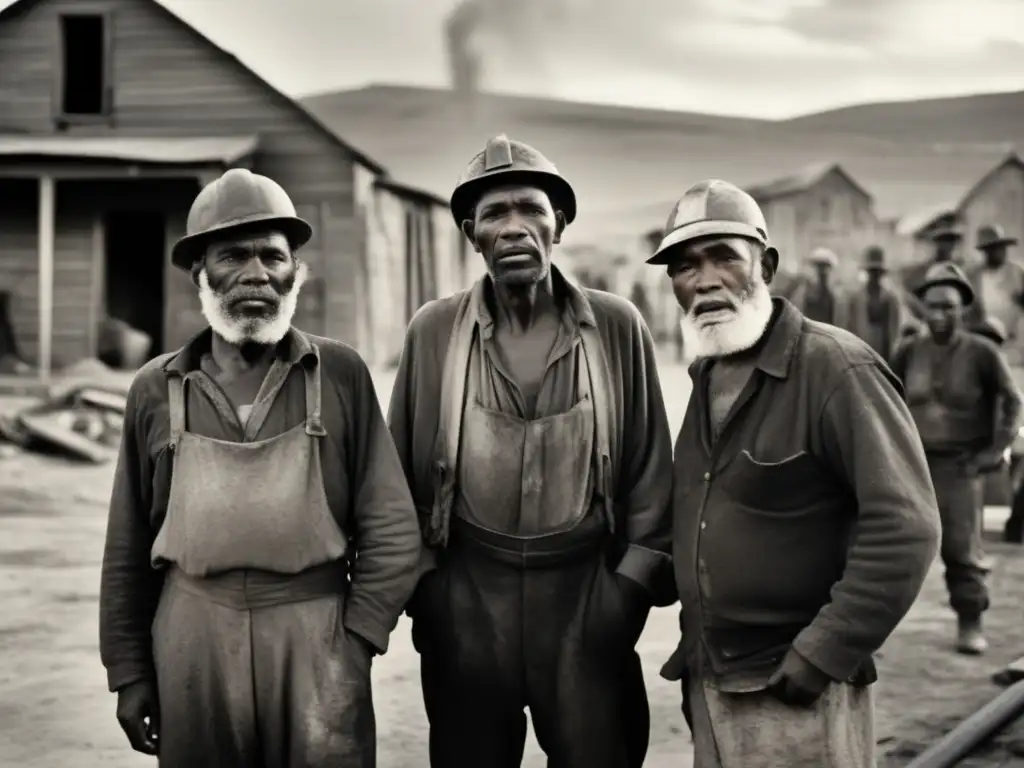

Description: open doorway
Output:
[103,211,166,364]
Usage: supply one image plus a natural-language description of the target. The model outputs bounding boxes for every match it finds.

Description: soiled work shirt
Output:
[387,267,676,604]
[668,299,940,690]
[99,328,422,692]
[457,283,593,530]
[890,331,1022,455]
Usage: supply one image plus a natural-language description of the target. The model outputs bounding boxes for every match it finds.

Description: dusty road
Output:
[1,362,1023,767]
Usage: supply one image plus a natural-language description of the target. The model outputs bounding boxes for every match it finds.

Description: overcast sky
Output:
[8,0,1024,118]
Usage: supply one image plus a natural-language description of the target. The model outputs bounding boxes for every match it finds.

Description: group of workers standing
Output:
[97,133,1019,768]
[792,220,1024,655]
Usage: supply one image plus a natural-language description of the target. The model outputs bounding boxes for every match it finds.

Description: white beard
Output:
[197,261,307,346]
[680,275,773,360]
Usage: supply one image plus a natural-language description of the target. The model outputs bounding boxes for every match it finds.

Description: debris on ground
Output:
[0,358,131,463]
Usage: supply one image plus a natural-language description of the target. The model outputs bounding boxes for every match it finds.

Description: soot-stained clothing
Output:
[665,298,940,692]
[99,328,422,693]
[890,331,1022,619]
[890,331,1023,456]
[387,269,675,600]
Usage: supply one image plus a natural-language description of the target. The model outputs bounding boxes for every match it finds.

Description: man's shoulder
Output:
[126,352,176,404]
[407,291,467,339]
[581,287,644,330]
[799,318,887,374]
[304,332,370,372]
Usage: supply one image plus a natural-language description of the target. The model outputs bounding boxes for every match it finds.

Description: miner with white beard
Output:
[650,180,940,768]
[98,169,423,768]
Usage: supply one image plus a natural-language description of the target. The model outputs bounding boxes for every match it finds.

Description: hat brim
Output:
[647,221,767,265]
[931,231,963,242]
[171,214,313,271]
[450,170,577,226]
[915,277,975,307]
[978,237,1018,250]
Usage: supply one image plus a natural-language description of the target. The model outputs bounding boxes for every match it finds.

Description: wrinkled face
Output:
[983,244,1008,268]
[194,229,306,345]
[923,284,963,338]
[463,184,565,287]
[666,235,776,359]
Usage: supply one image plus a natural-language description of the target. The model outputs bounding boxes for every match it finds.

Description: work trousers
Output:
[927,453,990,618]
[413,517,650,768]
[152,566,375,768]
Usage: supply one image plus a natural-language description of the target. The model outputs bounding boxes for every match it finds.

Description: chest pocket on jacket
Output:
[728,450,832,515]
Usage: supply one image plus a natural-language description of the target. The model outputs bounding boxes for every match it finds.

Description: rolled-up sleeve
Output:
[99,382,164,692]
[792,362,940,681]
[344,359,424,654]
[614,313,676,606]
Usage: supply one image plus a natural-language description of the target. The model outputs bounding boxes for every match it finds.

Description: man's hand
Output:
[962,448,1008,476]
[116,679,160,755]
[767,648,832,708]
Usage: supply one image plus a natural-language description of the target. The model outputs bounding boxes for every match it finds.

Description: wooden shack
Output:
[745,163,880,287]
[358,174,479,367]
[957,151,1024,264]
[0,0,433,383]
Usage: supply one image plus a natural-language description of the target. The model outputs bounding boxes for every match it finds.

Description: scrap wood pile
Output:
[0,359,131,463]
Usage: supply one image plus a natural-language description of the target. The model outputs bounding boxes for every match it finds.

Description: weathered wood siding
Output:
[0,180,41,365]
[364,185,408,368]
[0,0,363,362]
[757,169,879,289]
[959,162,1024,270]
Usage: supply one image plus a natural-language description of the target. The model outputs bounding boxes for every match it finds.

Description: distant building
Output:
[893,205,961,267]
[745,163,880,287]
[0,0,443,382]
[957,151,1024,264]
[360,176,477,367]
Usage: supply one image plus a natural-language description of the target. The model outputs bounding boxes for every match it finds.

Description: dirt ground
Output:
[1,362,1023,767]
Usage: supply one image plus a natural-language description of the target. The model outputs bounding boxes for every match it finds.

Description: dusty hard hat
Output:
[915,261,975,307]
[171,168,313,271]
[930,223,963,243]
[647,180,768,265]
[976,223,1018,251]
[449,134,577,225]
[809,247,838,267]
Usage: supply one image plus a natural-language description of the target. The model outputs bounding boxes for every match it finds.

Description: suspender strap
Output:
[167,375,186,448]
[579,323,616,534]
[303,346,326,437]
[429,292,476,547]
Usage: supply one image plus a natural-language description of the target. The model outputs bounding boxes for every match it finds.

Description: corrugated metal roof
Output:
[0,135,259,164]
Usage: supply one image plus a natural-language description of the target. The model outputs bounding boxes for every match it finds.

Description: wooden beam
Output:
[37,175,56,383]
[87,215,105,357]
[0,166,223,180]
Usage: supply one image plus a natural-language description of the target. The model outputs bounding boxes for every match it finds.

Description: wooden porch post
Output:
[37,175,55,383]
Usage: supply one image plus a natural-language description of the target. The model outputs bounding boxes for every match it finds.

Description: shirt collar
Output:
[162,326,317,375]
[689,297,803,381]
[470,263,597,340]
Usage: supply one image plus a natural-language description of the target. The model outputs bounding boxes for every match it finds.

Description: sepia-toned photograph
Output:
[2,0,1024,766]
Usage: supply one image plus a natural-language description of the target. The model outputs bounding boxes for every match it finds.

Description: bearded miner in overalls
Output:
[652,180,940,768]
[890,262,1023,655]
[99,169,423,767]
[387,135,675,767]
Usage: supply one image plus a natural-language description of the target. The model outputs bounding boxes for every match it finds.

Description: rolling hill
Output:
[301,85,1024,250]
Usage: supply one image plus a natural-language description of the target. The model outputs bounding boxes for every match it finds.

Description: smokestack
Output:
[445,1,483,95]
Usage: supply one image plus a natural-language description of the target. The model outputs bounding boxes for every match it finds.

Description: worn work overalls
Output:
[415,324,649,768]
[149,356,375,768]
[903,338,990,619]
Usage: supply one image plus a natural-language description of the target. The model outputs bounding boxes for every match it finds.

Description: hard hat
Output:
[915,262,975,307]
[862,245,886,271]
[449,134,577,226]
[647,180,768,265]
[809,247,838,267]
[171,168,313,271]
